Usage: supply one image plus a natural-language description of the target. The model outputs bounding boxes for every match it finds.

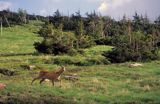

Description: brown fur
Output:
[31,66,65,86]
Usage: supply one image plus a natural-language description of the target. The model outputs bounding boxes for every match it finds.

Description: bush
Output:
[34,23,76,55]
[67,48,78,56]
[75,35,95,49]
[34,40,52,54]
[34,41,72,55]
[77,49,85,55]
[34,23,95,55]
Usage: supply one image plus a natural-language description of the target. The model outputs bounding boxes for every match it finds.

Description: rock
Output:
[129,63,143,68]
[143,85,150,92]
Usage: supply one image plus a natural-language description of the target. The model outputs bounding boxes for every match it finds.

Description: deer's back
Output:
[39,70,59,80]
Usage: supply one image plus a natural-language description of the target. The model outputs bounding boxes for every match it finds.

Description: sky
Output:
[0,0,160,20]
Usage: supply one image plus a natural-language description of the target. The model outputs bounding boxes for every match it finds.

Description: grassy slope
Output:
[0,21,42,55]
[0,21,160,104]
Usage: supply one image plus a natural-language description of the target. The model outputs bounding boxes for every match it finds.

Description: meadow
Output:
[0,21,160,104]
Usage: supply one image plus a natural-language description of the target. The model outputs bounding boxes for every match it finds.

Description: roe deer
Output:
[31,66,65,86]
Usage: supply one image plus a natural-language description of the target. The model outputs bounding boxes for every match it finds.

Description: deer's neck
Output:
[56,68,65,76]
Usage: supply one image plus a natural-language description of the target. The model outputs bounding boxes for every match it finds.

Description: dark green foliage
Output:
[52,43,71,55]
[49,10,64,29]
[34,40,52,54]
[132,12,154,35]
[103,32,159,63]
[75,35,95,49]
[67,49,78,56]
[37,23,54,38]
[95,37,112,45]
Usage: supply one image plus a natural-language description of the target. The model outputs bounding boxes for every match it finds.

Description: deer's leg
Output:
[31,77,40,85]
[52,80,54,86]
[60,79,62,87]
[39,78,45,85]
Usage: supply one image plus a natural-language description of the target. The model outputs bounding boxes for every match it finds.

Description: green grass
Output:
[0,21,160,104]
[83,45,113,56]
[0,20,43,55]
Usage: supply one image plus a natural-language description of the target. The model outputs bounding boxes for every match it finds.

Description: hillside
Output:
[0,21,160,104]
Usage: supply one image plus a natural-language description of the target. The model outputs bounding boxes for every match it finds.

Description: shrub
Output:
[34,23,76,55]
[34,23,95,55]
[34,40,52,54]
[75,35,95,49]
[67,48,78,56]
[77,49,85,55]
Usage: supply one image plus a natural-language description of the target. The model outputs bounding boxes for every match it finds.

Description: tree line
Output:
[35,10,160,62]
[0,9,160,63]
[0,9,46,26]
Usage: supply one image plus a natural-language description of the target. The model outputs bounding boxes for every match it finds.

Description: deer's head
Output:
[60,65,66,71]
